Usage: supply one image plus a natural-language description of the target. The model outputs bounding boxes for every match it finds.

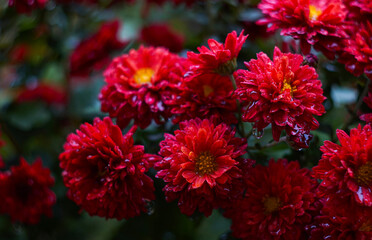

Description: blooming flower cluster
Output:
[0,158,56,224]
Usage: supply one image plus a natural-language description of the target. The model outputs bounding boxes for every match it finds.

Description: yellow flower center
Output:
[356,162,372,187]
[203,85,214,97]
[359,220,372,232]
[195,151,217,176]
[134,68,154,84]
[263,196,282,214]
[309,5,322,21]
[281,79,296,96]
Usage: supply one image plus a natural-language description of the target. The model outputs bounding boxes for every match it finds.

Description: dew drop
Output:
[252,127,264,139]
[146,201,155,215]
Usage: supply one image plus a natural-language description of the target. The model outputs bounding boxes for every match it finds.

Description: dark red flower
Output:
[308,198,372,240]
[155,118,247,216]
[0,157,56,224]
[99,46,186,129]
[258,0,349,59]
[235,47,326,148]
[8,0,47,14]
[360,86,372,124]
[16,83,66,105]
[169,73,238,124]
[9,43,30,64]
[226,159,317,240]
[339,21,372,80]
[59,117,160,220]
[69,20,126,79]
[187,30,248,76]
[140,23,185,53]
[313,124,372,207]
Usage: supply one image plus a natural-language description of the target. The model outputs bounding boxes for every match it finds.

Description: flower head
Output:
[0,158,56,224]
[16,83,66,105]
[313,124,372,206]
[187,30,248,76]
[59,117,160,220]
[339,21,372,80]
[258,0,349,58]
[155,118,247,216]
[69,20,126,78]
[235,47,325,148]
[99,46,187,129]
[226,159,318,240]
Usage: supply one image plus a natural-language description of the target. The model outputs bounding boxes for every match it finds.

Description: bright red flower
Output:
[155,118,247,216]
[235,47,325,148]
[169,73,238,124]
[187,30,248,76]
[8,0,47,14]
[339,21,372,80]
[59,117,160,220]
[140,23,185,53]
[226,159,317,240]
[99,46,186,129]
[308,198,372,240]
[16,83,66,105]
[0,157,56,224]
[69,20,126,78]
[258,0,349,59]
[313,124,372,207]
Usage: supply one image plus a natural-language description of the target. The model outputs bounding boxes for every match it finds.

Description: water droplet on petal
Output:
[252,127,264,139]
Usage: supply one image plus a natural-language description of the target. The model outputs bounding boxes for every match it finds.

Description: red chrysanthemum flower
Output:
[69,20,126,79]
[169,73,238,124]
[59,117,160,220]
[187,30,248,76]
[226,159,317,240]
[308,198,372,240]
[258,0,349,59]
[235,47,326,148]
[16,83,66,105]
[155,118,247,216]
[0,157,56,224]
[8,0,47,14]
[140,23,185,53]
[313,124,372,206]
[99,46,187,129]
[339,21,372,80]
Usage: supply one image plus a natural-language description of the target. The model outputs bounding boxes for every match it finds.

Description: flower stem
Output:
[229,74,246,138]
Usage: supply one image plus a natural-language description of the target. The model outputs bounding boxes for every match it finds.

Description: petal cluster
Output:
[59,117,160,220]
[69,20,126,78]
[258,0,349,58]
[226,159,317,240]
[235,47,325,148]
[313,124,372,206]
[0,158,56,224]
[99,46,187,129]
[155,118,247,216]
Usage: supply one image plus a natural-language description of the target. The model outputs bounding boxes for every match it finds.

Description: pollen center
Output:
[203,85,214,97]
[281,79,296,96]
[134,68,154,84]
[263,196,282,214]
[359,220,372,232]
[309,5,322,21]
[195,151,217,176]
[356,162,372,186]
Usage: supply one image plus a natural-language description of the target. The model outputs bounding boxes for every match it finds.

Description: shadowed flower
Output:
[59,117,160,220]
[226,159,318,240]
[155,118,247,216]
[258,0,349,59]
[99,46,187,129]
[235,47,325,148]
[16,83,66,105]
[140,23,185,53]
[313,124,372,207]
[8,0,47,14]
[0,158,56,224]
[69,20,126,79]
